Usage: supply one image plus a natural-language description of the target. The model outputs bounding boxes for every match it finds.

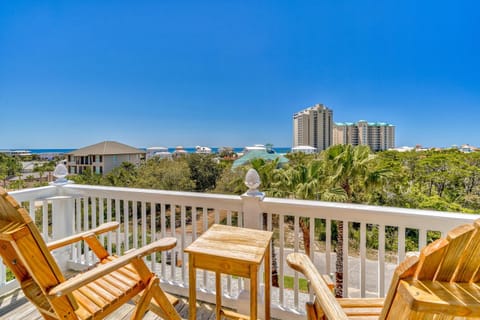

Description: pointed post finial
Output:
[51,163,72,185]
[244,168,264,198]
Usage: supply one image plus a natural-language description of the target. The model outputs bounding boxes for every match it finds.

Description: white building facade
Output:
[334,121,395,151]
[67,141,145,175]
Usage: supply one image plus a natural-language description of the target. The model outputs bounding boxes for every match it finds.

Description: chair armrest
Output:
[46,222,120,251]
[287,253,349,320]
[48,237,177,297]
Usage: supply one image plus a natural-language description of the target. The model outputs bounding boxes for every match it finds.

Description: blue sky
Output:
[1,1,479,149]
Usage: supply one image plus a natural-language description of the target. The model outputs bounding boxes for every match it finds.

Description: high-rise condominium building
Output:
[333,120,395,151]
[293,104,333,151]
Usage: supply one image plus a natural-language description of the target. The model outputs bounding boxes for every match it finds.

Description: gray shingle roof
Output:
[67,141,145,156]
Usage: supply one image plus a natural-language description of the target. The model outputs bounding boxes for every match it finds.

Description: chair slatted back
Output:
[0,188,77,319]
[454,220,480,282]
[381,220,480,320]
[435,224,476,282]
[378,255,418,320]
[289,220,480,319]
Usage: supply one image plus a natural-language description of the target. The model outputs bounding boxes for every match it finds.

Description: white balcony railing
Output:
[4,183,479,320]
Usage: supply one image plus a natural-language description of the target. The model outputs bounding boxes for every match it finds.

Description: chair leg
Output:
[131,275,182,320]
[306,301,320,320]
[151,284,182,320]
[131,277,158,320]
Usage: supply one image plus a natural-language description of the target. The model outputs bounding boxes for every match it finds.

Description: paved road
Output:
[276,247,397,297]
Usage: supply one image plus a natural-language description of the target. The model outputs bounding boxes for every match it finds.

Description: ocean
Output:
[29,149,75,154]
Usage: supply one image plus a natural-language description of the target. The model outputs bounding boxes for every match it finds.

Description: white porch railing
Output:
[3,183,479,320]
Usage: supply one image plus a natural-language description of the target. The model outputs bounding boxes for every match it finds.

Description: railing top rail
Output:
[63,184,243,209]
[262,197,479,232]
[10,184,479,233]
[9,185,59,202]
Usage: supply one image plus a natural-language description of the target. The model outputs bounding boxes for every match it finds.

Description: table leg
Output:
[251,266,257,320]
[216,272,221,319]
[189,255,196,320]
[265,242,271,320]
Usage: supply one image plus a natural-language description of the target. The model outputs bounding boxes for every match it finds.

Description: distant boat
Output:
[195,146,212,154]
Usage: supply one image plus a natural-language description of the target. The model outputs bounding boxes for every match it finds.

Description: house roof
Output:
[67,141,145,156]
[232,150,289,169]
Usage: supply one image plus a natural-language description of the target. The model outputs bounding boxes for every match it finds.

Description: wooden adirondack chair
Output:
[0,187,182,320]
[287,219,480,320]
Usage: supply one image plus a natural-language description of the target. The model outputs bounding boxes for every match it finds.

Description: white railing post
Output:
[238,169,266,316]
[241,168,265,229]
[48,164,75,270]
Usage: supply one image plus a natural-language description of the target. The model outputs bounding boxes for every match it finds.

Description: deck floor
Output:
[0,288,219,320]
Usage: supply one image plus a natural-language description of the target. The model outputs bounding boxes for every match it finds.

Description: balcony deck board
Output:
[0,288,219,320]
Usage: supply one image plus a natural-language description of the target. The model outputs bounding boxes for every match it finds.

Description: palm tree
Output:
[250,158,283,195]
[268,159,322,286]
[323,144,389,297]
[274,160,325,257]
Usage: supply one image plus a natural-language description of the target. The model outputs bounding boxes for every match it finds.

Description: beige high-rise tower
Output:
[293,104,333,151]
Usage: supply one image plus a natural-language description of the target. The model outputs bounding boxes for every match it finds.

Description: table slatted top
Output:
[185,224,273,264]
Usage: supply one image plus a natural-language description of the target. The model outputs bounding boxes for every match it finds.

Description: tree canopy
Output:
[0,154,22,187]
[68,147,480,213]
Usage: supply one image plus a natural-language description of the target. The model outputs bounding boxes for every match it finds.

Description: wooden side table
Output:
[185,224,273,320]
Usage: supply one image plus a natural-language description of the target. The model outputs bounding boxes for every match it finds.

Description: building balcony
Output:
[1,182,478,319]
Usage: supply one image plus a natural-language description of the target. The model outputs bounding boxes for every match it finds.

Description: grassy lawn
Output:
[237,274,309,292]
[283,275,309,292]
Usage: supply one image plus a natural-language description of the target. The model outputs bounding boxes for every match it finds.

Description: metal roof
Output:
[232,150,289,169]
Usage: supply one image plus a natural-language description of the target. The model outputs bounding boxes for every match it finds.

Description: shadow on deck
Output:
[0,288,218,320]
